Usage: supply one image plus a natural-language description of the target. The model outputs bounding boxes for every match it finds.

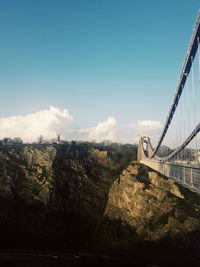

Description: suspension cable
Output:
[151,12,200,159]
[191,55,198,164]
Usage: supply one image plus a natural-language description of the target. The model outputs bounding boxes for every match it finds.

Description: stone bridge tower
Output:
[137,135,151,161]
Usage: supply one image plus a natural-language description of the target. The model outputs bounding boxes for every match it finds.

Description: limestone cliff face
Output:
[0,145,56,205]
[89,161,200,264]
[50,144,116,223]
[105,162,189,240]
[0,143,130,252]
[1,143,200,265]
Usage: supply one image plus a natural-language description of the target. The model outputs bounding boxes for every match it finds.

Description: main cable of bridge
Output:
[151,11,200,159]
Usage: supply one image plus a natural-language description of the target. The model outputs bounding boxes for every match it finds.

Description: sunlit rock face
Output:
[0,145,57,205]
[105,162,200,241]
[86,161,200,267]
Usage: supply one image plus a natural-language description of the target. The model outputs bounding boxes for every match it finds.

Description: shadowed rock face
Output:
[0,143,136,252]
[50,145,115,224]
[0,144,120,251]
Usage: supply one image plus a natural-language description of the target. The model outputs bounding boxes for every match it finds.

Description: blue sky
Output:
[0,0,199,143]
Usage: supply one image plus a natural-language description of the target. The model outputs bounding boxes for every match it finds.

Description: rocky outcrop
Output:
[0,145,56,205]
[105,162,188,240]
[88,161,200,265]
[1,143,200,265]
[0,143,135,252]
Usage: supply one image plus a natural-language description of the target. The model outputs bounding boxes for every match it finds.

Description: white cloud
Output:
[78,117,118,142]
[0,108,118,143]
[0,107,162,145]
[0,106,73,142]
[129,120,163,146]
[130,120,163,132]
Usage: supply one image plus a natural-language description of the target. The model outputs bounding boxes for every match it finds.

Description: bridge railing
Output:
[141,158,200,193]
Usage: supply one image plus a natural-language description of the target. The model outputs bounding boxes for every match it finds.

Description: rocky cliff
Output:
[88,161,200,266]
[0,142,136,252]
[1,143,200,266]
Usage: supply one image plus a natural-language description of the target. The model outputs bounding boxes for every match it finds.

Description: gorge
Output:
[0,142,200,266]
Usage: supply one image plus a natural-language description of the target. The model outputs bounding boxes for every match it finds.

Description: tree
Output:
[13,137,23,144]
[2,138,13,145]
[37,135,44,144]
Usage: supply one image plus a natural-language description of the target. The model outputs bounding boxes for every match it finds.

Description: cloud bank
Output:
[0,107,118,143]
[0,106,73,142]
[0,107,162,144]
[129,120,163,144]
[130,120,163,131]
[78,117,117,142]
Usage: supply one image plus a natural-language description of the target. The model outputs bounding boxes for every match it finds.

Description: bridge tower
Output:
[137,135,150,161]
[137,137,143,161]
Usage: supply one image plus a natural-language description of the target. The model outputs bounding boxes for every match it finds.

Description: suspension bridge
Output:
[138,11,200,193]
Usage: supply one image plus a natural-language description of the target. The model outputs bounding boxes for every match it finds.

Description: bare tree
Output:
[37,135,44,144]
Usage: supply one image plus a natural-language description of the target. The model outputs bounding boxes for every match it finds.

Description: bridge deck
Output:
[140,159,200,193]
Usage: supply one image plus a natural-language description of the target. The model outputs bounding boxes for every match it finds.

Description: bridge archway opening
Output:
[143,142,147,150]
